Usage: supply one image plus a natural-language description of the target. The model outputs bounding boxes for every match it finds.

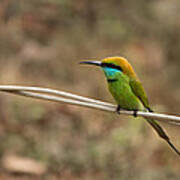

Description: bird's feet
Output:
[133,109,138,117]
[116,105,121,114]
[116,106,138,117]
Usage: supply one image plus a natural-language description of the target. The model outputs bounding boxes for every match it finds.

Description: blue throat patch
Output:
[102,67,121,77]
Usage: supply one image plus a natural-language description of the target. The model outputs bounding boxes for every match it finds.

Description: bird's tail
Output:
[145,117,180,156]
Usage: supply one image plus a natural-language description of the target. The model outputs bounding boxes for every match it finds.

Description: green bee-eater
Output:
[80,56,180,156]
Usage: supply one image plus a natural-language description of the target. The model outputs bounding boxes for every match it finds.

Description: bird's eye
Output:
[101,63,123,72]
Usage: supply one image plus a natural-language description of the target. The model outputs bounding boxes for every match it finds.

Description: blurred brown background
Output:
[0,0,180,179]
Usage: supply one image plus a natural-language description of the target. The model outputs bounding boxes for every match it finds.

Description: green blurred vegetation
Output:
[0,0,180,179]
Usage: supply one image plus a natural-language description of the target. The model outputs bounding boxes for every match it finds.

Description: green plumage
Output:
[129,79,151,110]
[80,56,180,156]
[107,72,145,111]
[106,71,170,141]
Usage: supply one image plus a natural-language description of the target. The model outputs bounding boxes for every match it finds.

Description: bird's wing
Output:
[130,78,180,156]
[129,79,152,111]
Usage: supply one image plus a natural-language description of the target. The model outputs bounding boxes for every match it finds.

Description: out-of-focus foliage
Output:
[0,0,180,179]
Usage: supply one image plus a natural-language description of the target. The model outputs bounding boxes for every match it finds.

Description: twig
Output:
[0,85,179,125]
[0,85,114,107]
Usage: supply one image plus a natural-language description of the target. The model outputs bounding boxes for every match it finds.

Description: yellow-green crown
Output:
[102,57,137,78]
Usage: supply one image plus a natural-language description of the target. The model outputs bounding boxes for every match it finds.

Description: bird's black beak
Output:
[79,61,102,67]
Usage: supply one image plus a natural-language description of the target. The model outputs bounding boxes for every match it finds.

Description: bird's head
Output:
[80,56,137,78]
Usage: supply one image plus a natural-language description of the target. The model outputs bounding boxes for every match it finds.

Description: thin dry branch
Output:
[0,85,179,125]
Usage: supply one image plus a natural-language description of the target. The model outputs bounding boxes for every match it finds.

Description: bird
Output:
[80,56,180,156]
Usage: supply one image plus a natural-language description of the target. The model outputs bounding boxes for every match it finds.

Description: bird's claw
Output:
[116,106,138,117]
[116,105,121,114]
[133,110,138,117]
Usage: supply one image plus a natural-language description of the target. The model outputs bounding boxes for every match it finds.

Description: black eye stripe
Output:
[101,63,123,72]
